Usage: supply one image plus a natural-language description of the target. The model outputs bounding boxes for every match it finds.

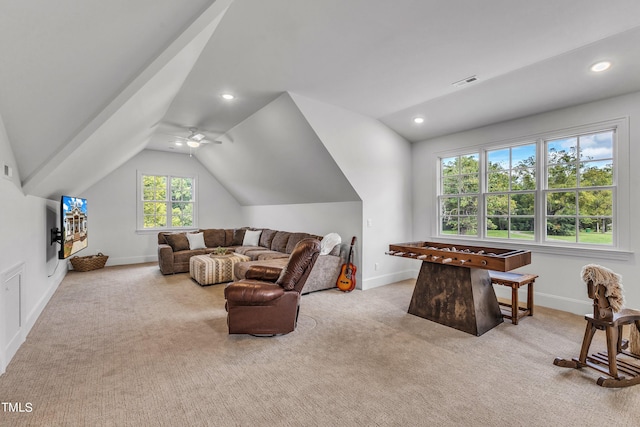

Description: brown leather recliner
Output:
[224,238,321,335]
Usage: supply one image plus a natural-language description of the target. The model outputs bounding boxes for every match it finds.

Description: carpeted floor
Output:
[1,262,639,426]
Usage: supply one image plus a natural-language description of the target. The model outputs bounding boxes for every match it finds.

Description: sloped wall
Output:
[196,93,360,206]
[290,93,414,289]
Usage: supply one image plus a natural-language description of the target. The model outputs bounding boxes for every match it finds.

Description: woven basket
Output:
[70,253,109,272]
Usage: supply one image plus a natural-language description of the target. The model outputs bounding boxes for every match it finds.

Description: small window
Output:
[138,173,196,230]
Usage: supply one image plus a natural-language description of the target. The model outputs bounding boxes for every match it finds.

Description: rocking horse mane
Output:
[581,263,625,312]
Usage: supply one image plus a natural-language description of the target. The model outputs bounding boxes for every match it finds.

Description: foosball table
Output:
[387,241,532,336]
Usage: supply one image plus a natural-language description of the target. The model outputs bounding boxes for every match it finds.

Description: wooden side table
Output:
[489,271,538,325]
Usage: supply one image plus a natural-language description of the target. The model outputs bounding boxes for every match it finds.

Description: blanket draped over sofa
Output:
[157,228,344,294]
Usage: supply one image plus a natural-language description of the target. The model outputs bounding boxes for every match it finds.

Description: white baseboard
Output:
[99,255,157,267]
[360,270,589,315]
[533,292,591,315]
[361,269,418,290]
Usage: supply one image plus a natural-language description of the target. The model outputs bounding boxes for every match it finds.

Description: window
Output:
[544,131,614,245]
[437,124,620,247]
[486,144,536,241]
[138,173,196,230]
[440,154,479,236]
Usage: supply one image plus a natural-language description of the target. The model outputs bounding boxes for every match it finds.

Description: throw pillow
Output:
[320,232,341,255]
[186,232,206,250]
[242,229,262,246]
[165,233,190,252]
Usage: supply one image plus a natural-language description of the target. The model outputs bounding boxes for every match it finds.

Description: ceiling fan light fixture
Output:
[187,140,200,148]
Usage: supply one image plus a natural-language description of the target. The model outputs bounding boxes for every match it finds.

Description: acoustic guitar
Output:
[337,236,357,292]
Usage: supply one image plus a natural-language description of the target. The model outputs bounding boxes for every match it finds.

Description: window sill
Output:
[428,235,633,261]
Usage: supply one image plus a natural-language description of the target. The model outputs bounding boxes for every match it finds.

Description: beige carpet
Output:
[1,262,639,426]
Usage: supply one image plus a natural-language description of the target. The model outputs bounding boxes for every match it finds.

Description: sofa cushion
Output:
[225,229,235,246]
[256,251,290,260]
[202,229,226,248]
[173,249,206,264]
[243,229,262,246]
[158,232,169,245]
[271,231,291,253]
[259,229,278,248]
[187,232,206,250]
[231,228,246,246]
[234,246,268,258]
[286,232,311,254]
[244,248,272,260]
[164,233,190,252]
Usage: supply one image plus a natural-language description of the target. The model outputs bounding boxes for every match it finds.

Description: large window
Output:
[437,125,618,247]
[138,173,196,230]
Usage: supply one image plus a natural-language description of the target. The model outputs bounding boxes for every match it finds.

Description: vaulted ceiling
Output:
[2,0,640,202]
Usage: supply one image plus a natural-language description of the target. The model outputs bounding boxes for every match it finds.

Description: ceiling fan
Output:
[169,127,222,148]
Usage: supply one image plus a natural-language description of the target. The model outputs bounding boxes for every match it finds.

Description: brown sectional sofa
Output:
[157,227,344,294]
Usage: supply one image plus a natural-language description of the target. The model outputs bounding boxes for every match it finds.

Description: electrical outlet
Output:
[3,163,13,180]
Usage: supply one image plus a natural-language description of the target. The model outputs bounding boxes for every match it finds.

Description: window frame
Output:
[434,118,630,256]
[136,171,198,232]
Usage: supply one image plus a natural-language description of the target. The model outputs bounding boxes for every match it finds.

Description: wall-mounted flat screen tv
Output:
[59,196,88,259]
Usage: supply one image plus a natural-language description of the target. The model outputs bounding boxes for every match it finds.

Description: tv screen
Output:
[60,196,88,259]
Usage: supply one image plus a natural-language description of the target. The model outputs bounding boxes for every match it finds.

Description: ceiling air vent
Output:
[452,75,478,87]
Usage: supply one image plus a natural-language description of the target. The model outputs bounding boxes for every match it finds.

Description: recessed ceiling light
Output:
[221,93,235,100]
[590,61,611,72]
[413,117,425,124]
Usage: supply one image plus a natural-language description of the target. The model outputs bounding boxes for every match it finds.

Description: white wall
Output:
[291,93,415,289]
[413,91,640,314]
[0,115,65,374]
[80,149,244,266]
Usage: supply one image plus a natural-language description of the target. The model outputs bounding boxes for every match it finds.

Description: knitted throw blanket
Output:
[581,264,625,312]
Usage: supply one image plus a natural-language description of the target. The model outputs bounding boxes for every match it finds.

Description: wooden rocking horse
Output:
[554,264,640,388]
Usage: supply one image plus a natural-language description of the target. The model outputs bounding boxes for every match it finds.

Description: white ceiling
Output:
[2,0,640,200]
[154,0,640,151]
